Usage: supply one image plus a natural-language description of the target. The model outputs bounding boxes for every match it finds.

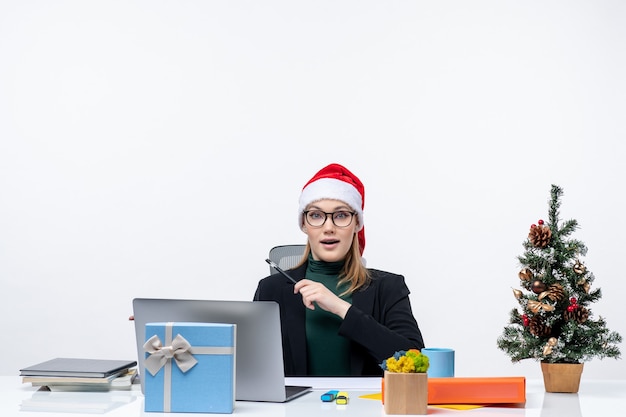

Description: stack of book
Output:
[20,358,137,392]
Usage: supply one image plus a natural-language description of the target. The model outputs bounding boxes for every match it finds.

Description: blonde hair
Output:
[296,233,370,296]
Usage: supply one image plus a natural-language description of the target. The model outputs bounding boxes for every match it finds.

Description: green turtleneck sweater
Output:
[305,256,353,376]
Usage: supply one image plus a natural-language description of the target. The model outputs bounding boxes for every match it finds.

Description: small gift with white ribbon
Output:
[143,322,236,414]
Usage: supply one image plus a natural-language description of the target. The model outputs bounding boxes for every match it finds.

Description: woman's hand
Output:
[294,279,351,319]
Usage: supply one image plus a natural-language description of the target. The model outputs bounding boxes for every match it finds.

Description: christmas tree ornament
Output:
[543,343,554,356]
[564,306,589,323]
[531,280,547,294]
[527,300,541,313]
[542,337,558,356]
[529,316,551,337]
[528,222,552,248]
[544,283,565,302]
[518,268,533,281]
[527,300,555,313]
[497,185,622,394]
[576,278,591,293]
[573,260,586,275]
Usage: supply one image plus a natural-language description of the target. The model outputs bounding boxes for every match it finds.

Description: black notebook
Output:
[20,358,137,378]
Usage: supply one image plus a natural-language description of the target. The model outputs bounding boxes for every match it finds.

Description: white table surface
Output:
[2,376,625,417]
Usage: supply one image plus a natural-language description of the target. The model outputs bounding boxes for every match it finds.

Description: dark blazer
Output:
[253,263,425,376]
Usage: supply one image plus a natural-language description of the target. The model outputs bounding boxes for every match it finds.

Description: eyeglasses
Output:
[303,210,356,228]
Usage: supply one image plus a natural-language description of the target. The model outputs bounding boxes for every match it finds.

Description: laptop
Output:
[132,298,311,402]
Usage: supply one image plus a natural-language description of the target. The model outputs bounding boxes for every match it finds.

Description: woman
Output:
[254,163,425,376]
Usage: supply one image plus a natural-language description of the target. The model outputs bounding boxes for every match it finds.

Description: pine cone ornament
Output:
[539,283,565,302]
[529,315,551,336]
[563,306,589,323]
[528,223,552,248]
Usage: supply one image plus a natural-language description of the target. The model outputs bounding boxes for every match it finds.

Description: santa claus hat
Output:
[298,163,366,255]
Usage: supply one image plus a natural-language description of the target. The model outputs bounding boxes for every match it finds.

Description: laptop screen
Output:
[132,298,308,402]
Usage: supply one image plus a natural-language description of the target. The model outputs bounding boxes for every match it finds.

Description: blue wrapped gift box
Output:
[143,322,236,413]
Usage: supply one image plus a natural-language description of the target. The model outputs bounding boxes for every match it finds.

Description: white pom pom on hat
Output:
[298,163,365,255]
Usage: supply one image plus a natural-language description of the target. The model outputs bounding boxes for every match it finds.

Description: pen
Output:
[265,259,298,284]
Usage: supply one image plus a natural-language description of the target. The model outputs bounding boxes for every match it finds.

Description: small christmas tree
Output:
[497,185,622,364]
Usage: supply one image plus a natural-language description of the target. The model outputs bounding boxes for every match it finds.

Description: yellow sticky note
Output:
[359,393,382,400]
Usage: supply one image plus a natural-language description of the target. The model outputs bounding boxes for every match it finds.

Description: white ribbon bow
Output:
[143,334,198,376]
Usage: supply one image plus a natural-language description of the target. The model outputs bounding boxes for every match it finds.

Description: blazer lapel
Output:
[348,283,375,375]
[282,265,308,375]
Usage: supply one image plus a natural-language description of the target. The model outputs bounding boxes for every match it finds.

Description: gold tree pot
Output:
[540,362,584,393]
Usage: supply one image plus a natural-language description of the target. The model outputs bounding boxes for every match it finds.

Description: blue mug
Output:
[422,348,455,377]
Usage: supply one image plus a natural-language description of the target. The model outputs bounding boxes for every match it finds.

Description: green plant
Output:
[380,349,430,373]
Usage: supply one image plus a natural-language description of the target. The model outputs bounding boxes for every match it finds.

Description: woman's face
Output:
[302,199,358,263]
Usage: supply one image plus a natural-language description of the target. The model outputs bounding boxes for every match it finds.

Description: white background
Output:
[1,1,624,380]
